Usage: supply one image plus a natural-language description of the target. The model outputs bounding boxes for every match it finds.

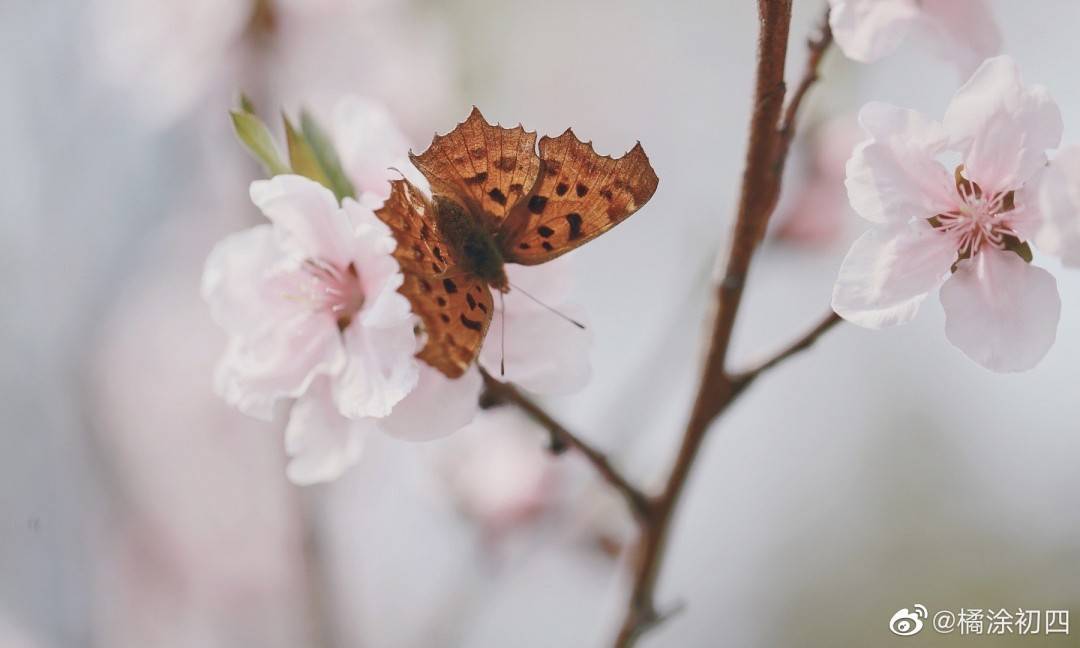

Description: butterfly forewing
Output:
[377,178,461,278]
[500,131,658,264]
[406,273,494,378]
[409,107,540,232]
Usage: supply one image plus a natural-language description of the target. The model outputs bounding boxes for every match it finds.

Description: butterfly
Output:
[375,107,659,378]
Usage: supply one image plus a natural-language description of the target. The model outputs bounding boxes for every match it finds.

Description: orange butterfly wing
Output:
[409,107,540,232]
[500,130,658,264]
[403,273,494,379]
[376,177,459,277]
[375,177,494,379]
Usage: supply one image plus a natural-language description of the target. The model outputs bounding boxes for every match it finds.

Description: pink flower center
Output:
[300,259,365,331]
[930,167,1019,260]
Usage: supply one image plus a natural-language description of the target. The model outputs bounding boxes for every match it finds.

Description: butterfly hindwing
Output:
[500,130,658,264]
[409,107,540,232]
[404,273,494,378]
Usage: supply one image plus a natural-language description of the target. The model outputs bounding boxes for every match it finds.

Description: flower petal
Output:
[1033,146,1080,267]
[250,174,354,264]
[919,0,1002,77]
[285,379,369,485]
[846,102,954,224]
[340,198,407,321]
[378,365,482,441]
[478,264,591,394]
[828,0,920,63]
[332,96,427,202]
[940,249,1060,372]
[214,311,345,421]
[832,221,956,329]
[943,56,1062,191]
[333,319,419,419]
[202,224,292,336]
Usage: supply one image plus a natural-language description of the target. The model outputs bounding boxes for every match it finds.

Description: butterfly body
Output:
[376,108,658,378]
[433,195,509,292]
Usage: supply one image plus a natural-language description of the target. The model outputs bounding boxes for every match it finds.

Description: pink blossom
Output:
[433,407,558,537]
[833,56,1073,372]
[204,99,594,481]
[828,0,1002,75]
[203,174,418,483]
[377,365,484,442]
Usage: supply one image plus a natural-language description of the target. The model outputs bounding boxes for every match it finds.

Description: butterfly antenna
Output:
[499,291,506,376]
[508,282,586,329]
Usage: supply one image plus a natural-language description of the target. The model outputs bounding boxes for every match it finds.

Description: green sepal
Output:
[282,111,356,203]
[229,98,290,176]
[284,114,333,190]
[300,110,356,203]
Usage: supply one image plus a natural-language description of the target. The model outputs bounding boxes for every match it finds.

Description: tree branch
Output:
[733,310,842,387]
[778,11,833,159]
[612,3,836,645]
[479,367,652,521]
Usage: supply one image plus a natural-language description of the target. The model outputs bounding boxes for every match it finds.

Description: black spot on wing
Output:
[566,213,583,240]
[460,314,484,331]
[488,188,507,205]
[528,195,548,214]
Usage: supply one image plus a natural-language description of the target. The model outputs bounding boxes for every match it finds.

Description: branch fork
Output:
[487,4,837,646]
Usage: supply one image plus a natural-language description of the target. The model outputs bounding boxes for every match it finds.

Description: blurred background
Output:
[3,0,1079,646]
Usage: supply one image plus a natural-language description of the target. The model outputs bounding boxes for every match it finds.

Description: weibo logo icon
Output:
[889,604,928,636]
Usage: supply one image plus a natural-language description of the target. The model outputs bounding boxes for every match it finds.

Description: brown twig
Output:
[612,3,834,646]
[778,12,833,159]
[732,310,842,389]
[479,367,652,521]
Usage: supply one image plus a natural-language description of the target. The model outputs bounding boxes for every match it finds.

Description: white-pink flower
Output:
[203,174,418,483]
[827,0,1002,75]
[833,56,1074,372]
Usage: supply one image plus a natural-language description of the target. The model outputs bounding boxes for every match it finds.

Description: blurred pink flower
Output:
[91,203,315,646]
[1034,146,1080,268]
[89,0,252,126]
[331,96,429,205]
[833,56,1073,372]
[828,0,1002,76]
[434,407,558,537]
[87,0,456,132]
[203,174,418,483]
[773,116,862,246]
